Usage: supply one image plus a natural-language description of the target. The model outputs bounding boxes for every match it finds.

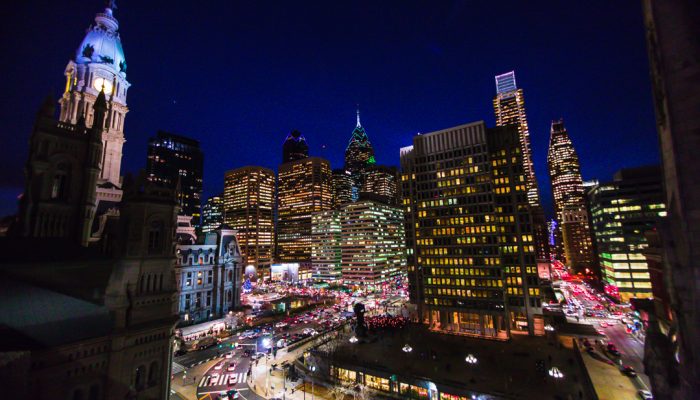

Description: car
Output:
[621,365,637,377]
[227,363,236,372]
[214,362,223,370]
[637,389,653,400]
[609,349,622,357]
[223,389,240,400]
[225,352,234,359]
[174,349,187,356]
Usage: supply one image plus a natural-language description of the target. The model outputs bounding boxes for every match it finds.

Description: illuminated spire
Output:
[356,106,361,127]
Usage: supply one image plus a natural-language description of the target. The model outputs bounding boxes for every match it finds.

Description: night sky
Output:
[0,1,659,217]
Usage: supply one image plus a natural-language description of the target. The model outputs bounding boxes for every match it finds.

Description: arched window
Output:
[148,220,163,254]
[146,275,151,292]
[159,274,164,291]
[148,361,159,385]
[228,270,233,282]
[88,384,100,400]
[134,365,146,389]
[51,162,70,200]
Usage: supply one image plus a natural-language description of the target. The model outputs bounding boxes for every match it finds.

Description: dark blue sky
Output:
[0,1,659,217]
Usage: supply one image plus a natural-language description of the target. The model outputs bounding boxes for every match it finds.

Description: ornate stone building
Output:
[175,227,243,325]
[0,176,181,400]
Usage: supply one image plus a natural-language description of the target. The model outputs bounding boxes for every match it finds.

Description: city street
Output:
[557,279,651,391]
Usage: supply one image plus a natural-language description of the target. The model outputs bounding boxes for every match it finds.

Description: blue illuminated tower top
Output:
[495,71,517,94]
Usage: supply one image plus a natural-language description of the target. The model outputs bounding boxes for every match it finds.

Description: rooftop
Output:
[324,324,590,399]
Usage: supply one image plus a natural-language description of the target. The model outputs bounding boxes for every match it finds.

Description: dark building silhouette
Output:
[640,2,700,399]
[282,130,309,163]
[146,131,203,228]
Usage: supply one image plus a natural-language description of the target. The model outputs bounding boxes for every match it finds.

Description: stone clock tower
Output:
[59,2,130,202]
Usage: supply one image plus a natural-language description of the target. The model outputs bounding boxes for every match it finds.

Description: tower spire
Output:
[356,105,361,127]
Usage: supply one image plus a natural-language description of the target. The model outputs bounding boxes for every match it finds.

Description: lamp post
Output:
[310,365,317,400]
[465,354,478,364]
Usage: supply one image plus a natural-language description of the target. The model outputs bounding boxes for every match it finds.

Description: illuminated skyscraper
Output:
[588,166,665,302]
[360,165,400,206]
[282,129,309,163]
[201,194,223,233]
[344,109,376,188]
[146,131,203,227]
[402,121,543,339]
[340,200,406,287]
[546,119,595,270]
[493,72,550,264]
[277,157,333,265]
[493,71,539,206]
[311,209,343,282]
[224,166,275,274]
[332,168,354,208]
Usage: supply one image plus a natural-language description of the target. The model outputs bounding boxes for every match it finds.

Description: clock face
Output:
[93,77,113,94]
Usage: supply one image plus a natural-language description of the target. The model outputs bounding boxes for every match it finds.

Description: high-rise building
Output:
[340,200,406,287]
[277,157,332,265]
[587,166,665,302]
[58,4,129,198]
[344,109,376,188]
[201,194,224,233]
[360,165,400,206]
[311,209,343,282]
[282,130,309,163]
[492,72,550,264]
[332,168,354,208]
[546,119,595,270]
[640,3,700,397]
[493,71,539,206]
[402,121,543,339]
[223,166,275,275]
[146,131,204,227]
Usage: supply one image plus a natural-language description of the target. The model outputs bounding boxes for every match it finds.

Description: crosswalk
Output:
[171,362,186,375]
[198,372,247,388]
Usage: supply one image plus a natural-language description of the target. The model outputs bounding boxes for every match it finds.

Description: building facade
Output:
[201,194,224,233]
[340,200,406,287]
[276,157,333,265]
[332,168,354,208]
[640,2,700,398]
[311,209,343,282]
[546,119,595,270]
[401,121,543,339]
[360,165,400,206]
[223,166,275,275]
[587,166,665,302]
[175,227,243,325]
[146,131,204,228]
[1,176,181,400]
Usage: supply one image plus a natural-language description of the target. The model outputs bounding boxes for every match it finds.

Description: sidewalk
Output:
[248,343,332,400]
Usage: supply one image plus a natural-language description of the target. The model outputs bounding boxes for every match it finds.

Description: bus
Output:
[191,336,217,351]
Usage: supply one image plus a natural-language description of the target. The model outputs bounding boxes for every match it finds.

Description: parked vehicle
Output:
[621,365,637,377]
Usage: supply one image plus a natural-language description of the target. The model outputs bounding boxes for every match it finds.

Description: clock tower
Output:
[59,2,130,201]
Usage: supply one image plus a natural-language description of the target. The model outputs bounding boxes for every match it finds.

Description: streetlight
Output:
[349,336,358,343]
[310,365,317,400]
[548,367,564,379]
[402,344,412,353]
[465,354,478,364]
[544,324,555,332]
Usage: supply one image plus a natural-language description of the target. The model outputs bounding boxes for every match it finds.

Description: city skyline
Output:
[0,1,658,218]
